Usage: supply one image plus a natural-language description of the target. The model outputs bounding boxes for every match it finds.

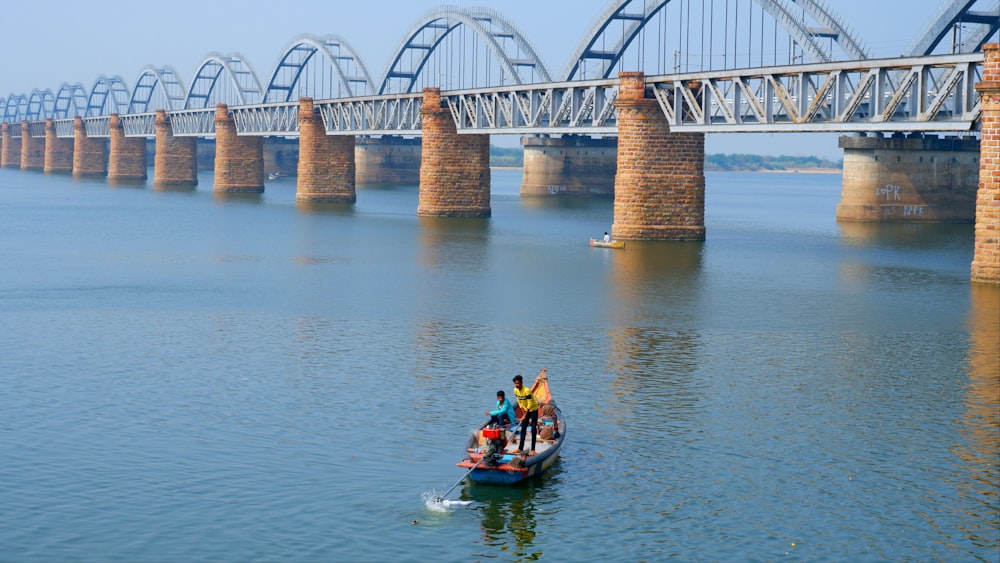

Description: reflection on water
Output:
[153,183,197,193]
[465,476,553,561]
[295,200,355,215]
[837,221,974,250]
[959,284,1000,546]
[607,242,705,420]
[417,216,491,271]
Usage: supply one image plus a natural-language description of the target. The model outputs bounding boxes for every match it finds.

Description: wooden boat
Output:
[590,238,625,249]
[457,369,565,485]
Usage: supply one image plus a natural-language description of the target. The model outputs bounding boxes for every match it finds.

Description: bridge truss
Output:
[82,51,980,140]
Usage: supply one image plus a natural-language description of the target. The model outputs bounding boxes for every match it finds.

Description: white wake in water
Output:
[422,491,473,512]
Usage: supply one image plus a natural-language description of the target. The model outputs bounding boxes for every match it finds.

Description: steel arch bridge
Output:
[265,34,375,103]
[87,76,130,117]
[564,0,871,80]
[378,6,551,94]
[129,66,186,113]
[186,53,265,108]
[3,93,28,122]
[908,0,1000,56]
[54,83,88,119]
[26,89,55,121]
[0,0,995,130]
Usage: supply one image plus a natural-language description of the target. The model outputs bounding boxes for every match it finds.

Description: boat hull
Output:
[589,238,625,249]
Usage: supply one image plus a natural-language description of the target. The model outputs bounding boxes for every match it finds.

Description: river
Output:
[1,166,996,562]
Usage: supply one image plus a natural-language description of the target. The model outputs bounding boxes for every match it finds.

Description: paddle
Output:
[435,455,487,502]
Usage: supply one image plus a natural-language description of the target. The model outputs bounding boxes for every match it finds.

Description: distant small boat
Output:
[590,238,625,249]
[268,171,284,181]
[457,370,565,485]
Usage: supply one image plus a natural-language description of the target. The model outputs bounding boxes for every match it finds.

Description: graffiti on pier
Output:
[877,184,902,201]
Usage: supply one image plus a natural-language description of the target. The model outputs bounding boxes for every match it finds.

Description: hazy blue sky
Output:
[0,0,969,157]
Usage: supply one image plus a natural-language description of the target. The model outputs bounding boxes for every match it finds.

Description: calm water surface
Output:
[1,167,997,562]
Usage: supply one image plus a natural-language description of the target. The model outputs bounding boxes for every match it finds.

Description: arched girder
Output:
[87,75,130,117]
[4,94,28,122]
[378,6,551,95]
[54,83,88,119]
[186,52,265,108]
[265,34,375,103]
[789,0,869,60]
[129,66,187,113]
[27,89,55,121]
[908,0,999,55]
[564,0,841,81]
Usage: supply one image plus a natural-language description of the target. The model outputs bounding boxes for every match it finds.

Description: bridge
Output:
[0,0,997,283]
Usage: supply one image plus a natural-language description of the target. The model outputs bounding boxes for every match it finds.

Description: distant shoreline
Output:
[746,167,842,174]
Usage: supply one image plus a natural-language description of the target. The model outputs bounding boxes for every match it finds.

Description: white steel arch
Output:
[129,66,187,113]
[186,52,265,108]
[789,0,869,60]
[908,0,999,55]
[87,76,131,117]
[27,89,55,120]
[265,34,375,103]
[564,0,869,80]
[378,6,551,94]
[54,83,88,118]
[3,94,28,122]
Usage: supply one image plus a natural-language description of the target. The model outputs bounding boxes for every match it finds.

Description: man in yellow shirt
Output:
[511,374,540,455]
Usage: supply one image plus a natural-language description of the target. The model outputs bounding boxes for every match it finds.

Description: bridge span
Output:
[0,0,996,284]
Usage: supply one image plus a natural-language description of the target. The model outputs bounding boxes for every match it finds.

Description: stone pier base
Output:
[213,104,264,193]
[44,119,74,174]
[296,97,356,203]
[837,134,979,222]
[612,72,705,240]
[21,123,45,170]
[154,109,197,188]
[1,123,21,168]
[972,43,1000,284]
[108,114,148,182]
[521,135,617,197]
[417,88,491,217]
[73,117,107,176]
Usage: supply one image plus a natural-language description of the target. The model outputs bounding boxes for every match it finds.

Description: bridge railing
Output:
[120,113,157,136]
[444,79,620,135]
[651,52,983,132]
[53,119,74,137]
[27,122,45,138]
[316,93,423,136]
[168,108,217,137]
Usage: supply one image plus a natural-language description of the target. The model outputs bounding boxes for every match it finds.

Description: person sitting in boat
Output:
[512,374,542,456]
[603,232,611,243]
[485,390,515,427]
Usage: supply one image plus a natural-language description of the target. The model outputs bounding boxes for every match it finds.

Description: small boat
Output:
[457,369,565,485]
[590,238,625,249]
[268,172,282,181]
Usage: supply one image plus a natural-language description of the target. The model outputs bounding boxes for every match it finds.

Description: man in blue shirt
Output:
[486,390,515,426]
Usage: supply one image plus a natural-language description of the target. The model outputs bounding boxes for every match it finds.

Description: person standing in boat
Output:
[486,390,515,427]
[512,374,541,456]
[603,231,611,243]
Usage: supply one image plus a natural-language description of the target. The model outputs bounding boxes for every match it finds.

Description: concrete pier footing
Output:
[837,134,979,223]
[520,135,617,197]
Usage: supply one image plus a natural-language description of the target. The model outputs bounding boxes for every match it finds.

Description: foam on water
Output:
[422,491,473,512]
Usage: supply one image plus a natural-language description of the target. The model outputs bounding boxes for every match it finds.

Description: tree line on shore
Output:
[489,146,842,171]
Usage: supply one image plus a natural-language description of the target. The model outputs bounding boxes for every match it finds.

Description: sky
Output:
[0,0,972,158]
